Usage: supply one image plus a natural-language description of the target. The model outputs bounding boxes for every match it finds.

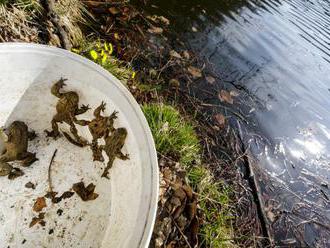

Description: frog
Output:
[88,101,118,161]
[0,121,38,167]
[45,78,90,146]
[100,128,129,179]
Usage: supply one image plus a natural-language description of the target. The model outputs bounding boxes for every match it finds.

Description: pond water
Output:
[137,0,330,246]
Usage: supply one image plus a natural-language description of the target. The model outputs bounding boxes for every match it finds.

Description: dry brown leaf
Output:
[108,7,120,15]
[73,182,99,201]
[183,50,190,60]
[147,26,163,34]
[187,66,202,78]
[169,50,182,59]
[214,113,226,127]
[159,16,170,25]
[33,197,47,212]
[218,90,233,104]
[230,90,239,97]
[29,212,45,228]
[205,76,216,84]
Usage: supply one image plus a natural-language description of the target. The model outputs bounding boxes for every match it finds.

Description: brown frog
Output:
[0,121,38,167]
[88,101,118,161]
[100,128,129,179]
[45,78,90,146]
[0,162,13,176]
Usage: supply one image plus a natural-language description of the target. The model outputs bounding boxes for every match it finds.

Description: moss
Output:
[142,104,200,166]
[143,103,236,247]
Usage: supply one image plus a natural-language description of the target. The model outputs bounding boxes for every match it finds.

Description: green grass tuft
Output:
[142,104,200,166]
[188,166,236,248]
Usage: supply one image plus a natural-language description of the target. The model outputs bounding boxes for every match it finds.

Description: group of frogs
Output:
[0,78,129,180]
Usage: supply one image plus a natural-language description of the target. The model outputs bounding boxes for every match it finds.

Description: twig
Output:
[41,0,71,50]
[167,211,193,248]
[48,149,58,194]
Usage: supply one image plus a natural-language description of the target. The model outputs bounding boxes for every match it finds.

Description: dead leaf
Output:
[147,26,163,34]
[73,182,99,201]
[108,7,120,15]
[192,26,198,32]
[187,66,202,78]
[205,76,215,84]
[33,197,47,212]
[214,113,226,127]
[169,78,180,88]
[169,50,182,59]
[183,50,190,60]
[29,212,45,228]
[186,199,197,221]
[218,90,233,104]
[182,185,193,200]
[159,16,170,25]
[230,90,239,97]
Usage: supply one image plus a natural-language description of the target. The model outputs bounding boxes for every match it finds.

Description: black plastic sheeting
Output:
[136,0,330,246]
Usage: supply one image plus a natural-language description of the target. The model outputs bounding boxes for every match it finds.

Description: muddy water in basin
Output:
[137,0,330,246]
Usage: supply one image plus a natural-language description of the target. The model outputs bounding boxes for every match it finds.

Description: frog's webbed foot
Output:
[44,130,60,139]
[8,167,24,180]
[51,78,67,97]
[63,131,88,147]
[109,110,118,121]
[28,131,37,141]
[101,169,110,179]
[20,152,38,167]
[94,101,106,118]
[76,104,90,115]
[118,152,129,160]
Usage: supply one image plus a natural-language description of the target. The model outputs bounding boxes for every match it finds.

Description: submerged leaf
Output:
[187,66,202,78]
[218,90,233,104]
[214,113,226,127]
[148,26,163,34]
[205,76,216,84]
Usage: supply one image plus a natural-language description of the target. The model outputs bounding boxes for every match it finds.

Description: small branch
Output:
[41,0,71,50]
[48,149,58,194]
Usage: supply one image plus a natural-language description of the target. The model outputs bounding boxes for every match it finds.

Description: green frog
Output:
[88,101,118,161]
[0,121,38,167]
[100,128,129,179]
[45,78,90,146]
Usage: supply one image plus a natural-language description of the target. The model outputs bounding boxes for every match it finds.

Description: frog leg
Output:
[19,152,38,167]
[68,119,87,146]
[0,153,12,163]
[45,113,62,138]
[94,101,106,118]
[73,118,89,126]
[51,78,67,98]
[91,139,104,162]
[28,131,37,141]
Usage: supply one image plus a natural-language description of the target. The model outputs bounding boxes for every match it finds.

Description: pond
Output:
[137,0,330,246]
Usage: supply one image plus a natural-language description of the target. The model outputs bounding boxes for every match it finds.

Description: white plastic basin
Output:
[0,43,158,248]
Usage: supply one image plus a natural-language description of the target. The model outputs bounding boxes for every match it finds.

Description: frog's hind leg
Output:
[68,120,88,147]
[90,139,104,162]
[45,114,61,138]
[0,153,12,163]
[19,152,38,167]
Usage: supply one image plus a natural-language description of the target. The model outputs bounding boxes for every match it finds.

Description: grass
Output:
[142,104,200,166]
[142,103,236,247]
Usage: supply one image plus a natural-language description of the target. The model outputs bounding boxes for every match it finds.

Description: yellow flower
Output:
[131,71,136,79]
[104,42,109,51]
[71,48,80,53]
[90,50,98,60]
[102,54,107,64]
[109,43,113,55]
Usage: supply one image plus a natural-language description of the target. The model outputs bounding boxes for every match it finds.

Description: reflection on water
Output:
[137,0,330,246]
